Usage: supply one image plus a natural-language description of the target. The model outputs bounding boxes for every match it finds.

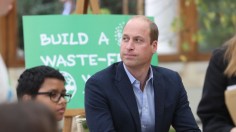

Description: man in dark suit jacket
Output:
[85,15,200,132]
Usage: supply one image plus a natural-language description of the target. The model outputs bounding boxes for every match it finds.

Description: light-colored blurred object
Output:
[145,0,179,55]
[63,109,85,132]
[0,55,14,103]
[0,0,16,103]
[0,55,8,102]
[61,0,75,15]
[0,0,13,16]
[70,115,86,132]
[75,115,86,132]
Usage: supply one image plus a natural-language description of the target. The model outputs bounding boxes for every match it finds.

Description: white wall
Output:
[145,0,179,54]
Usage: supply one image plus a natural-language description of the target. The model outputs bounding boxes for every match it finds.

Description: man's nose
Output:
[126,40,134,50]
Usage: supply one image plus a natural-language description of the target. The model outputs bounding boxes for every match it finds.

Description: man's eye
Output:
[134,38,142,43]
[122,37,129,42]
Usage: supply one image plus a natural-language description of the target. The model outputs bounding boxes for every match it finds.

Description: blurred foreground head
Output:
[0,102,58,132]
[0,0,13,16]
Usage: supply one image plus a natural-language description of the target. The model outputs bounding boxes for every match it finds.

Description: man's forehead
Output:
[123,21,150,33]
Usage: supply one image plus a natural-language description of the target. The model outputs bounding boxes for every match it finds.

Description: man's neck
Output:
[126,65,150,91]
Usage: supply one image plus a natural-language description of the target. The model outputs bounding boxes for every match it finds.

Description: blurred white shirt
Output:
[0,55,14,103]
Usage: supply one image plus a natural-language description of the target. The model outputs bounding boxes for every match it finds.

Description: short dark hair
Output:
[17,65,65,100]
[149,21,159,43]
[125,15,159,43]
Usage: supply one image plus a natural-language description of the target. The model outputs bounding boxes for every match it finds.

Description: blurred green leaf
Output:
[207,12,216,20]
[171,17,184,32]
[196,0,236,52]
[182,42,190,52]
[203,18,211,30]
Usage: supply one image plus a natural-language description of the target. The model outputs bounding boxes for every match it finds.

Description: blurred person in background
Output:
[0,101,58,132]
[0,0,15,103]
[198,34,236,132]
[60,0,75,15]
[0,0,13,16]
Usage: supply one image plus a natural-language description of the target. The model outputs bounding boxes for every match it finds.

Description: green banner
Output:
[23,15,158,109]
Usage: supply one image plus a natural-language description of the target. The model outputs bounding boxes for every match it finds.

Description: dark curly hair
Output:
[16,65,65,100]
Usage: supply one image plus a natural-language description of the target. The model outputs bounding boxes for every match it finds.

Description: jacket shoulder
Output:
[89,62,119,81]
[152,66,179,76]
[152,66,181,82]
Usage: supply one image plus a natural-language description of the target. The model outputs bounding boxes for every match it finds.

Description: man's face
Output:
[120,18,157,69]
[35,78,67,121]
[0,0,13,16]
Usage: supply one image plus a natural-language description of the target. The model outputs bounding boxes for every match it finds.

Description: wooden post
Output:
[75,0,100,14]
[137,0,144,15]
[122,0,129,14]
[179,0,198,60]
[0,16,8,64]
[0,1,24,67]
[89,0,100,14]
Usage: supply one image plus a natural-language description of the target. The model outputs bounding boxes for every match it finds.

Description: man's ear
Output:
[22,94,32,101]
[151,40,158,54]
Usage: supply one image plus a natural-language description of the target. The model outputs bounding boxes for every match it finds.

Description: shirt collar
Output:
[123,63,153,84]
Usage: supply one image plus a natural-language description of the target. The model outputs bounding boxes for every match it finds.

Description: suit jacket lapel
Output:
[153,67,166,131]
[115,62,141,132]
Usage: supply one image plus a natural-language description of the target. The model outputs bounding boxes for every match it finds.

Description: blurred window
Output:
[145,0,179,55]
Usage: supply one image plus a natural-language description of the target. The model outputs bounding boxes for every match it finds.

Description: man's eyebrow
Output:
[133,35,144,39]
[134,35,143,38]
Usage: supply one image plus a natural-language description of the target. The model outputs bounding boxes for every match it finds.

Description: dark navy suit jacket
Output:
[85,62,200,132]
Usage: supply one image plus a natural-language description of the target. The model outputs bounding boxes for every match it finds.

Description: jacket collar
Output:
[152,66,165,131]
[115,62,141,132]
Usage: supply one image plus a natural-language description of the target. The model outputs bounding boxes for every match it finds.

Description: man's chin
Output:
[123,61,137,67]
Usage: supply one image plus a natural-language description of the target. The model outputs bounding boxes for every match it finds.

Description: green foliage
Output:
[100,8,111,14]
[169,126,176,132]
[82,120,88,129]
[182,41,190,52]
[100,0,123,14]
[17,0,62,15]
[99,0,137,14]
[17,0,63,50]
[87,8,111,14]
[171,16,184,32]
[195,0,236,52]
[172,0,236,53]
